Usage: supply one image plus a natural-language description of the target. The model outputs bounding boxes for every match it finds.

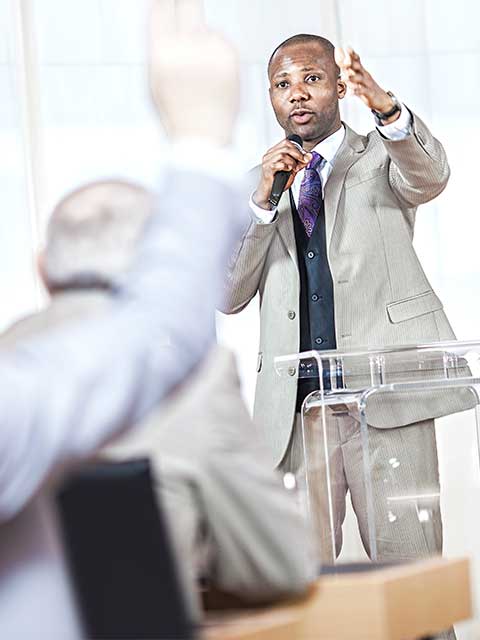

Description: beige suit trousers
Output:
[279,409,455,640]
[280,410,443,564]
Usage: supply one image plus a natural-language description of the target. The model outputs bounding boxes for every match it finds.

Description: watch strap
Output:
[371,91,401,125]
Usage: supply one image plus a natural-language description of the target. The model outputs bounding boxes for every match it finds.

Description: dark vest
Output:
[290,191,337,411]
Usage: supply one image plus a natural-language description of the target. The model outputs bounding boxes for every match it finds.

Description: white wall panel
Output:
[204,0,338,63]
[98,0,149,64]
[33,0,102,64]
[0,2,39,329]
[257,0,339,59]
[429,52,480,116]
[425,0,480,52]
[337,0,427,55]
[426,50,480,341]
[0,0,11,64]
[0,65,19,129]
[40,65,153,127]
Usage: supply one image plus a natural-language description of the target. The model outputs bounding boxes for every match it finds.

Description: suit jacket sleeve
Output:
[382,109,450,207]
[220,168,278,314]
[220,217,278,313]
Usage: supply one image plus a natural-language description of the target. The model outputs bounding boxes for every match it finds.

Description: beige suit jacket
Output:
[222,112,473,467]
[0,292,310,619]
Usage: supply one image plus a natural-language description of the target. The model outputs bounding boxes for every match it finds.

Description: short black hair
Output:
[268,33,339,75]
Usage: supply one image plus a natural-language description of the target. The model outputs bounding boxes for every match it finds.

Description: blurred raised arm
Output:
[0,0,242,521]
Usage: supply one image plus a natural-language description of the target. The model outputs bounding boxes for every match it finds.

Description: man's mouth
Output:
[290,109,314,124]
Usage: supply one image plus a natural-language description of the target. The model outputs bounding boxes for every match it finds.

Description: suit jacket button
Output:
[287,310,296,320]
[287,366,296,376]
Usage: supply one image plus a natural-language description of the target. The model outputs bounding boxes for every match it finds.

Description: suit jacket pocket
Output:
[386,290,443,323]
[344,167,388,190]
[256,352,263,373]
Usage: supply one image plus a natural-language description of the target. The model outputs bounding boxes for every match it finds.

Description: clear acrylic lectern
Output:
[275,341,480,566]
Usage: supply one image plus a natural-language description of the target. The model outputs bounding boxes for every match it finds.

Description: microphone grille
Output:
[287,134,303,147]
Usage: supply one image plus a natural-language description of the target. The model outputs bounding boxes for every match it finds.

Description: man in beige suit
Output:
[0,180,310,623]
[222,33,470,607]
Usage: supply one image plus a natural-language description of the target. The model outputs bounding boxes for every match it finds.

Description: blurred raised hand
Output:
[149,0,240,146]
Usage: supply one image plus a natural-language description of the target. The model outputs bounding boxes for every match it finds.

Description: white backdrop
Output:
[1,1,480,636]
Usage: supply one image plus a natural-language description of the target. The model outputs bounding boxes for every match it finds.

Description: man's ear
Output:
[337,77,347,100]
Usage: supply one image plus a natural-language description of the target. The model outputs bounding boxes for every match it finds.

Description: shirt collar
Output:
[311,125,345,165]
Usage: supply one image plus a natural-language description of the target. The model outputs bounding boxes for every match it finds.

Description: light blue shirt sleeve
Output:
[0,168,244,521]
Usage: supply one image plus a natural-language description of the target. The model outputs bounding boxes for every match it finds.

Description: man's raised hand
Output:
[149,0,240,146]
[334,46,400,122]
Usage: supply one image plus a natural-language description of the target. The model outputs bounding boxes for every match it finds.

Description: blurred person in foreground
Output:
[0,2,309,637]
[1,178,310,622]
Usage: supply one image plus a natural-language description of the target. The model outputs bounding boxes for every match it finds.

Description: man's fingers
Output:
[334,46,345,67]
[272,160,294,172]
[175,0,205,32]
[150,0,204,35]
[346,79,366,90]
[348,84,367,97]
[264,144,306,164]
[336,46,364,73]
[346,47,360,62]
[150,0,176,35]
[349,59,363,73]
[345,48,365,73]
[284,141,309,162]
[303,152,313,166]
[268,153,310,175]
[346,72,365,84]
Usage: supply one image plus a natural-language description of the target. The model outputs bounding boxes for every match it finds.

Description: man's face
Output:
[268,42,346,149]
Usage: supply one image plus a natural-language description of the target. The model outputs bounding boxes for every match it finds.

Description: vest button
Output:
[315,337,324,345]
[287,366,296,376]
[307,251,315,259]
[287,310,296,320]
[311,294,319,302]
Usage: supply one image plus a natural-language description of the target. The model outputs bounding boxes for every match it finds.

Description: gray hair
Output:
[43,180,154,289]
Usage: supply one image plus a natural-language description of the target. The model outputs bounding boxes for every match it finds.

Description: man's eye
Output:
[276,81,289,89]
[307,75,321,83]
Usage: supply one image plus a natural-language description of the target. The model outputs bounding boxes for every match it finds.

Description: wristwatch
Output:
[371,91,401,126]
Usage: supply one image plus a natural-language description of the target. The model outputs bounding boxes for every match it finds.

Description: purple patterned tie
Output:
[297,151,323,237]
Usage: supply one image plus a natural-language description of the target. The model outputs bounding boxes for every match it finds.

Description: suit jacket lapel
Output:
[275,124,366,266]
[276,187,298,269]
[324,123,366,248]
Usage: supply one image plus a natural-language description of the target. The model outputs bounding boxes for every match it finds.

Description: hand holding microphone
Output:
[253,135,312,210]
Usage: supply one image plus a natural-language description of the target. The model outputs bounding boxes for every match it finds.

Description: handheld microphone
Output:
[268,134,304,208]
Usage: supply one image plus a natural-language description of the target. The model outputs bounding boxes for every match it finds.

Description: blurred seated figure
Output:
[1,178,310,621]
[0,2,301,636]
[105,344,311,617]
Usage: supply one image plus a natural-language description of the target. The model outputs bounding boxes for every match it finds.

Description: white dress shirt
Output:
[250,103,412,222]
[0,159,243,638]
